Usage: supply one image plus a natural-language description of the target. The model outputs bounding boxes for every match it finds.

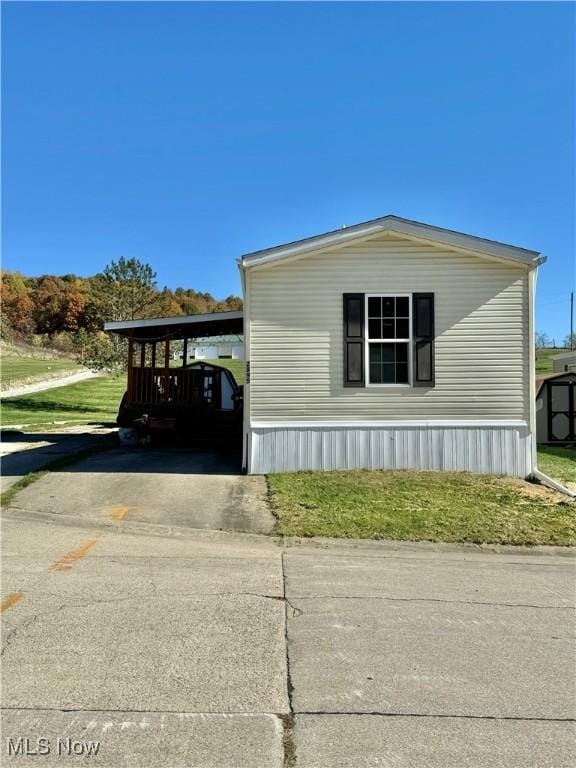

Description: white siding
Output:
[248,234,530,423]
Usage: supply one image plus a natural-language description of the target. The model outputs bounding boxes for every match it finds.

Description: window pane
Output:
[381,319,394,338]
[382,297,395,317]
[368,319,381,339]
[369,363,382,384]
[380,343,395,363]
[396,363,409,383]
[396,297,409,317]
[369,344,382,363]
[396,343,408,363]
[368,297,381,317]
[381,364,395,383]
[396,319,409,339]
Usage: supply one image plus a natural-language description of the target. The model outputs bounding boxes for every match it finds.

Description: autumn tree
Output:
[1,271,35,336]
[32,276,86,334]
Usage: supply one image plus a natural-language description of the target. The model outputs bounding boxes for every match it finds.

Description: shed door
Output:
[547,381,576,442]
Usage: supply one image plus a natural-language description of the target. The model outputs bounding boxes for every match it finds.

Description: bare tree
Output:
[535,331,551,349]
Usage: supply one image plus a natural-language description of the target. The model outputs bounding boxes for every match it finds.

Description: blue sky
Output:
[2,1,574,341]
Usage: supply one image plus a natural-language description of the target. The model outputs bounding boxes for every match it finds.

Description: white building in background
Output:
[174,335,244,362]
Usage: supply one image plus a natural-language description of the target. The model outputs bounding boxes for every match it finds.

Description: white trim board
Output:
[250,421,529,429]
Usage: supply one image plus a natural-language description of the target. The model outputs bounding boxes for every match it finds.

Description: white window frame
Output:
[365,293,412,388]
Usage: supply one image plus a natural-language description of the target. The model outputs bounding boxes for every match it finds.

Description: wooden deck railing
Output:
[127,367,222,408]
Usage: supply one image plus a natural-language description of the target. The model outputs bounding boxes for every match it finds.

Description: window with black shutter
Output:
[343,292,435,388]
[366,295,411,385]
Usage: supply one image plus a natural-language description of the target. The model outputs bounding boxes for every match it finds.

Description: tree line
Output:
[1,257,242,370]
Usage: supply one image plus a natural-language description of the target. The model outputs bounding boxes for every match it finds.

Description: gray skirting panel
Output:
[249,422,532,477]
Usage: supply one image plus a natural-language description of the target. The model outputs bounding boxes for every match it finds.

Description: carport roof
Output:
[104,311,244,340]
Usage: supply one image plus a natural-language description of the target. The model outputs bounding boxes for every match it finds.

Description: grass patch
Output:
[537,446,576,485]
[1,357,81,390]
[1,376,126,429]
[268,470,576,546]
[0,470,47,508]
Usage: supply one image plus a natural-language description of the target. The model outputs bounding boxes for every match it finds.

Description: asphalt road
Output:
[1,449,575,767]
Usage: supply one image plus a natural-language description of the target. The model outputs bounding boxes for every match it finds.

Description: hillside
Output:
[536,347,568,375]
[1,341,82,391]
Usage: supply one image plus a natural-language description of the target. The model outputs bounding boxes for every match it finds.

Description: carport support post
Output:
[127,338,134,401]
[164,338,170,402]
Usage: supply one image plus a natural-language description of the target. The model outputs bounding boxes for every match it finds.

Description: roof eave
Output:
[240,215,542,270]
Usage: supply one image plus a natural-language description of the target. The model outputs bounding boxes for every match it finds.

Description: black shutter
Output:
[343,293,365,387]
[412,293,435,387]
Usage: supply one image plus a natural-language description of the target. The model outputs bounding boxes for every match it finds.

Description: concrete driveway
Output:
[7,446,274,534]
[1,447,575,767]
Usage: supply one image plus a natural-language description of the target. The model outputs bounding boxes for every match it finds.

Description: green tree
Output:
[93,257,157,322]
[81,331,128,375]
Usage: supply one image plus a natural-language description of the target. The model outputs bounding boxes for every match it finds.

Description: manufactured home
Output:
[106,215,545,478]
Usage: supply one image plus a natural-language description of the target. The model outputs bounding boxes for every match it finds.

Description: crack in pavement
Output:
[280,551,297,767]
[0,591,303,663]
[1,707,573,723]
[292,711,576,722]
[285,595,575,610]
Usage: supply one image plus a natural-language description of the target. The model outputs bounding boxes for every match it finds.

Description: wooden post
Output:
[164,338,170,402]
[151,342,156,369]
[140,342,146,368]
[182,338,188,367]
[127,338,134,402]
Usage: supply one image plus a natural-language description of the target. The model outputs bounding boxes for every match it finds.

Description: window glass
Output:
[367,295,411,384]
[368,342,409,384]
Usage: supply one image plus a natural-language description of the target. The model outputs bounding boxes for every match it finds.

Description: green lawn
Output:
[1,357,80,390]
[268,470,576,545]
[537,446,576,486]
[1,376,126,429]
[535,348,566,375]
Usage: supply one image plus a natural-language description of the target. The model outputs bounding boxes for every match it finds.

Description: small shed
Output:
[552,350,576,374]
[536,372,576,444]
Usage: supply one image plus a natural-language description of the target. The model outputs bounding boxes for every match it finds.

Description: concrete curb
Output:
[3,505,574,559]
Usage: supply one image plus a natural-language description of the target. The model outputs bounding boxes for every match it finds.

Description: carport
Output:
[105,311,244,446]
